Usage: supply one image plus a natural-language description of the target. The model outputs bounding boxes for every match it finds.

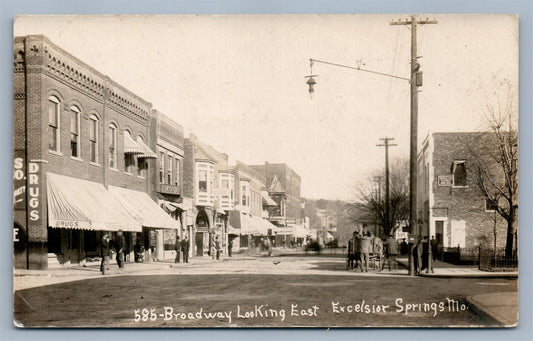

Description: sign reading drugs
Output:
[27,162,41,222]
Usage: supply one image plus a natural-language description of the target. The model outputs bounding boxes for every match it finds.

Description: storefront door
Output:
[195,232,204,256]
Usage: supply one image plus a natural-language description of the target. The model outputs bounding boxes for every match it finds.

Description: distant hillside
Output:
[303,198,357,246]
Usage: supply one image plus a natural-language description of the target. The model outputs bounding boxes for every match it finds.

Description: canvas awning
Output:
[109,186,180,229]
[158,199,188,213]
[227,223,240,235]
[47,173,141,232]
[136,138,157,159]
[240,213,266,236]
[255,216,279,235]
[288,224,312,238]
[261,191,277,206]
[124,133,145,154]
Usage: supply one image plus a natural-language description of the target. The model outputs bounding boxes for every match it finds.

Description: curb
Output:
[466,294,518,327]
[420,272,518,279]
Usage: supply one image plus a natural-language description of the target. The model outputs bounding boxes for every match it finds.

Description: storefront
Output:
[108,185,180,262]
[46,173,142,267]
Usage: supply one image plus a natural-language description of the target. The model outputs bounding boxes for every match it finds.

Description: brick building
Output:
[150,110,193,260]
[13,35,178,269]
[228,161,278,252]
[183,134,231,257]
[249,163,303,226]
[417,132,508,251]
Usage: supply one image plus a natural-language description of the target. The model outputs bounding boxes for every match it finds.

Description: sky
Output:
[14,14,518,201]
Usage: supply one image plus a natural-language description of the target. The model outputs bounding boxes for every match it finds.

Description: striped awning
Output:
[47,173,141,232]
[136,138,157,159]
[109,186,180,229]
[124,133,145,154]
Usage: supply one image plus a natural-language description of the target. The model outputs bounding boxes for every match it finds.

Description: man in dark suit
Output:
[181,235,190,263]
[174,235,181,263]
[116,230,126,270]
[100,232,111,275]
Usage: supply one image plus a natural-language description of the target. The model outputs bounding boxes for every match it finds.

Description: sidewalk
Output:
[466,292,518,327]
[395,257,518,278]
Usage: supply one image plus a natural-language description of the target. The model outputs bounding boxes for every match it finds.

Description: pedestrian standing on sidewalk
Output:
[215,235,221,260]
[353,231,362,271]
[100,232,111,275]
[347,232,355,271]
[430,235,438,262]
[383,234,398,271]
[115,229,126,270]
[181,235,190,263]
[228,238,233,257]
[174,235,181,263]
[359,232,371,272]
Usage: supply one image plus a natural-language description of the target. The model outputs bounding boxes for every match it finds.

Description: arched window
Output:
[136,136,147,178]
[89,114,99,163]
[48,96,61,152]
[108,123,117,169]
[453,161,467,187]
[70,106,81,158]
[123,130,134,173]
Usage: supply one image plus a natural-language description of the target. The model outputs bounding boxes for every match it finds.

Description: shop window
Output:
[70,106,81,157]
[48,96,60,152]
[89,115,98,163]
[453,161,467,187]
[240,235,249,248]
[47,227,62,254]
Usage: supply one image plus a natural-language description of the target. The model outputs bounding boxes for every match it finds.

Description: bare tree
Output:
[468,84,518,258]
[351,158,409,237]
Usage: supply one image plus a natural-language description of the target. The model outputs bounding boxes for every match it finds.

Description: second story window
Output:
[48,96,60,152]
[70,106,81,158]
[89,115,98,163]
[167,155,172,185]
[485,198,498,212]
[124,131,134,173]
[136,136,147,178]
[175,159,180,186]
[159,151,165,183]
[453,161,467,187]
[137,158,147,178]
[199,170,207,192]
[108,124,117,169]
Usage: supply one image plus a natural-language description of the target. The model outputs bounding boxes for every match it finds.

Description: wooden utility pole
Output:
[390,16,437,276]
[377,137,397,236]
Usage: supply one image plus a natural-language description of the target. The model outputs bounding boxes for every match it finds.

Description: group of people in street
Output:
[100,230,126,275]
[174,235,190,263]
[345,227,438,275]
[346,229,400,273]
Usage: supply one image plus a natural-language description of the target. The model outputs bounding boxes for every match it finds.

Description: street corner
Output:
[466,292,518,327]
